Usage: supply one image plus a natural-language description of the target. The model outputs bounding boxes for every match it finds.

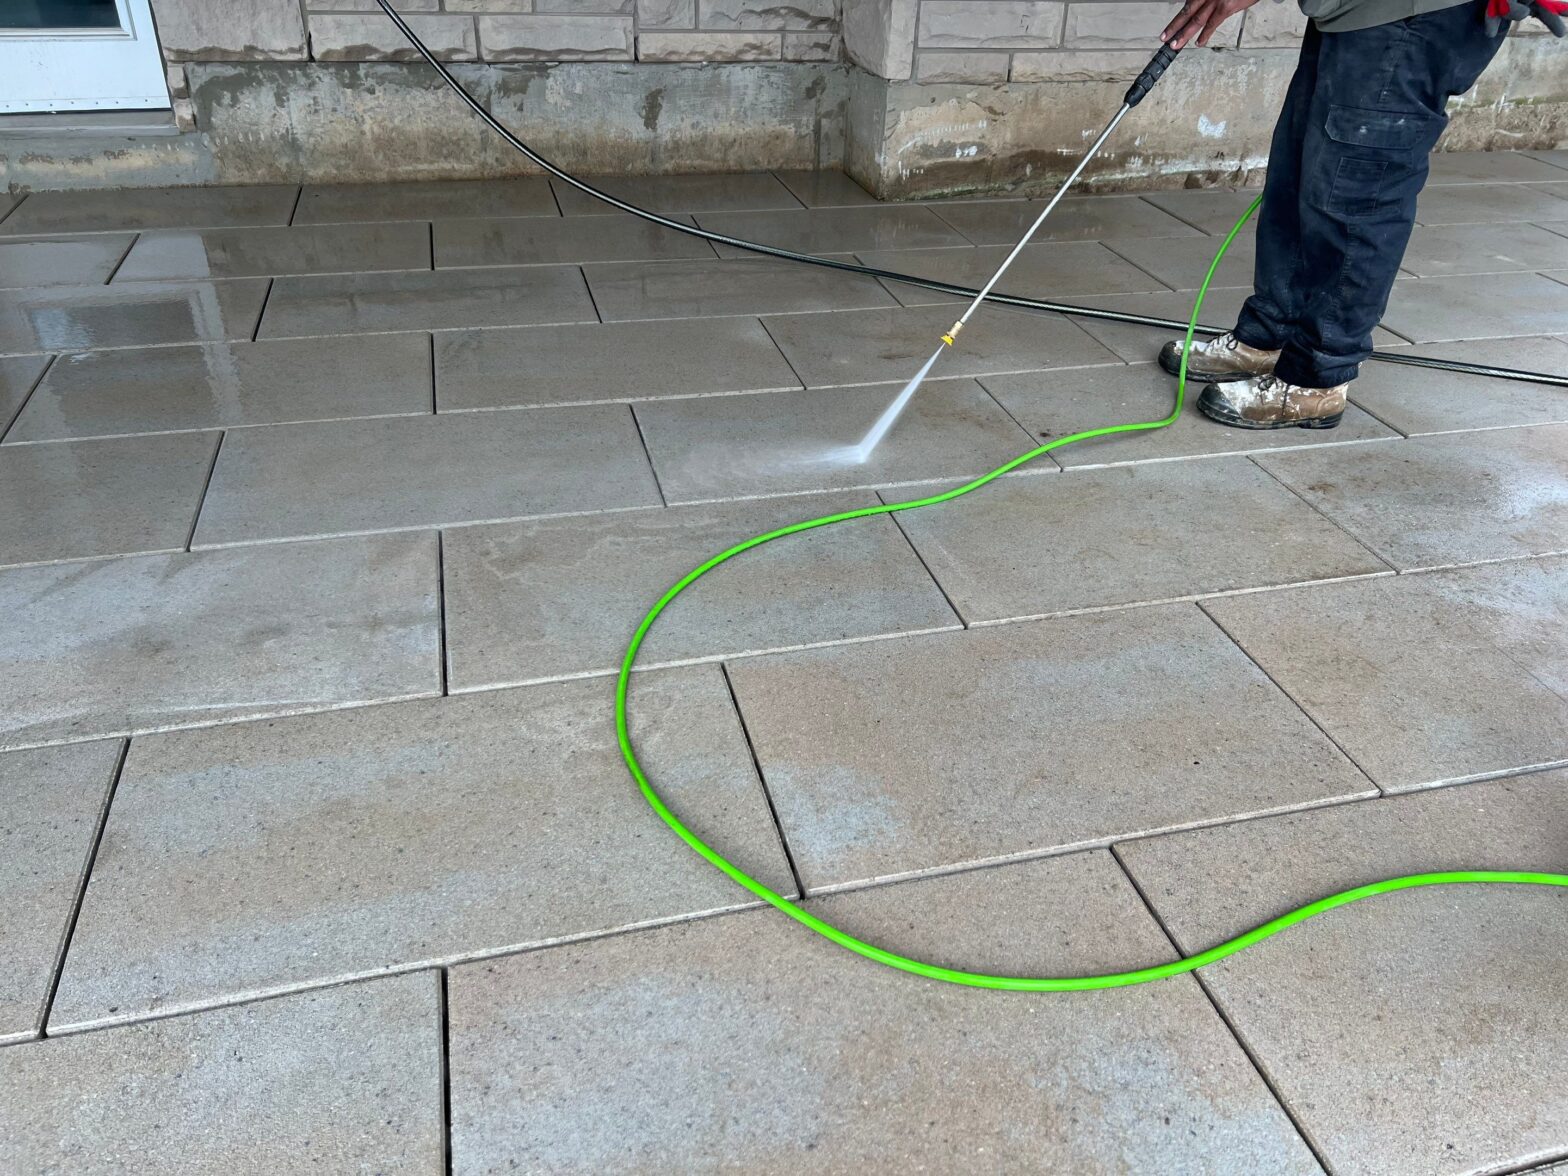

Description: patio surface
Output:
[1,153,1567,1174]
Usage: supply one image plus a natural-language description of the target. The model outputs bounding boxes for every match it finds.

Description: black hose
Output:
[373,0,1568,391]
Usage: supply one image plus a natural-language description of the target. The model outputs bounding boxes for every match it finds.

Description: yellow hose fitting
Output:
[941,321,964,347]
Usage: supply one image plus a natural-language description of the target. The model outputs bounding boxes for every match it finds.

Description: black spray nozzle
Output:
[1123,44,1180,108]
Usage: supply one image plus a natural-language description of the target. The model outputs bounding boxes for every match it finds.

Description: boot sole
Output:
[1198,398,1343,431]
[1156,347,1270,384]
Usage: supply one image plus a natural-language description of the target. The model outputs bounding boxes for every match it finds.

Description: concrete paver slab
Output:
[1103,232,1268,291]
[0,354,50,436]
[295,177,559,223]
[632,377,1036,503]
[1398,222,1568,277]
[770,168,879,207]
[888,457,1389,622]
[0,740,120,1044]
[1203,560,1568,790]
[859,240,1170,306]
[0,279,269,355]
[113,223,432,282]
[435,317,799,410]
[193,405,660,546]
[0,431,219,567]
[551,171,801,215]
[448,851,1321,1174]
[1427,149,1568,184]
[725,607,1373,892]
[1348,336,1568,434]
[0,533,440,750]
[0,972,444,1174]
[0,235,134,289]
[1525,149,1568,172]
[1137,188,1265,235]
[984,362,1398,467]
[434,213,715,266]
[761,303,1119,388]
[1380,271,1568,342]
[258,265,598,338]
[6,334,433,443]
[1118,776,1568,1176]
[1255,423,1568,570]
[1416,182,1568,225]
[583,256,897,321]
[699,205,971,256]
[442,493,960,689]
[927,193,1203,245]
[50,667,790,1030]
[0,185,300,236]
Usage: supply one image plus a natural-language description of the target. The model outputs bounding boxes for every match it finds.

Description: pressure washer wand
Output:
[849,45,1182,461]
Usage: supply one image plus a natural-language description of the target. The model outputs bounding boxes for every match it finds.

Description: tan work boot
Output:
[1198,373,1348,430]
[1158,332,1281,383]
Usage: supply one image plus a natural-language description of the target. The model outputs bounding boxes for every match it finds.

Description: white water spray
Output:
[845,344,947,464]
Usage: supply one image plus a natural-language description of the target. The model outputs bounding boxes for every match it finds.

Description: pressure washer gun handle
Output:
[1123,44,1180,108]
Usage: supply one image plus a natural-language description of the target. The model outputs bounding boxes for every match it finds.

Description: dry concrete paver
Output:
[0,740,120,1044]
[447,851,1321,1174]
[1118,775,1568,1176]
[295,177,559,223]
[434,213,715,266]
[6,333,433,443]
[887,457,1389,623]
[1398,221,1568,277]
[1255,423,1568,571]
[927,193,1203,245]
[725,606,1372,892]
[0,353,50,435]
[1427,149,1568,185]
[1377,271,1568,343]
[0,431,219,567]
[434,317,799,410]
[1203,559,1568,790]
[583,256,897,321]
[1526,149,1568,172]
[0,235,134,289]
[1102,232,1271,291]
[550,171,801,215]
[860,240,1170,306]
[699,205,971,256]
[1416,181,1568,225]
[984,362,1398,467]
[0,185,300,236]
[760,303,1119,388]
[192,405,660,546]
[48,667,790,1031]
[441,492,960,689]
[0,533,440,751]
[1347,336,1568,435]
[0,971,444,1174]
[632,377,1037,503]
[0,279,270,355]
[113,222,432,283]
[770,168,878,207]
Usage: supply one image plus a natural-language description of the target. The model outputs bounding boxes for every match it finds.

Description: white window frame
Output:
[0,0,171,114]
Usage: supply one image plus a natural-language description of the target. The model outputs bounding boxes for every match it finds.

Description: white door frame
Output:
[0,0,171,114]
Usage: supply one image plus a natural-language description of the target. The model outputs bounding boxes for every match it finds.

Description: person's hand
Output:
[1161,0,1264,48]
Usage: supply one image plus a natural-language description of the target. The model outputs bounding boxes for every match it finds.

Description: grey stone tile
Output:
[0,193,22,226]
[1366,271,1568,343]
[0,741,120,1044]
[1138,187,1265,235]
[449,851,1321,1173]
[6,334,433,443]
[760,303,1120,388]
[584,256,898,321]
[434,213,715,267]
[257,265,598,338]
[0,354,50,436]
[633,377,1036,504]
[1118,775,1568,1176]
[1397,222,1568,277]
[1427,149,1568,185]
[2,972,444,1174]
[726,607,1372,891]
[0,184,300,236]
[1103,232,1269,291]
[1348,336,1568,435]
[699,206,971,257]
[0,534,440,750]
[295,177,559,224]
[443,493,959,689]
[113,223,432,282]
[1526,149,1568,173]
[1416,182,1568,226]
[859,241,1170,306]
[889,457,1389,623]
[50,667,790,1030]
[0,432,219,568]
[928,193,1205,245]
[436,317,798,411]
[1203,560,1568,789]
[771,168,879,207]
[1256,424,1568,570]
[0,280,269,355]
[194,407,659,546]
[551,171,802,215]
[984,363,1399,468]
[0,235,134,289]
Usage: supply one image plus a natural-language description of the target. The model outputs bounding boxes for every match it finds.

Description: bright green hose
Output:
[613,195,1568,990]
